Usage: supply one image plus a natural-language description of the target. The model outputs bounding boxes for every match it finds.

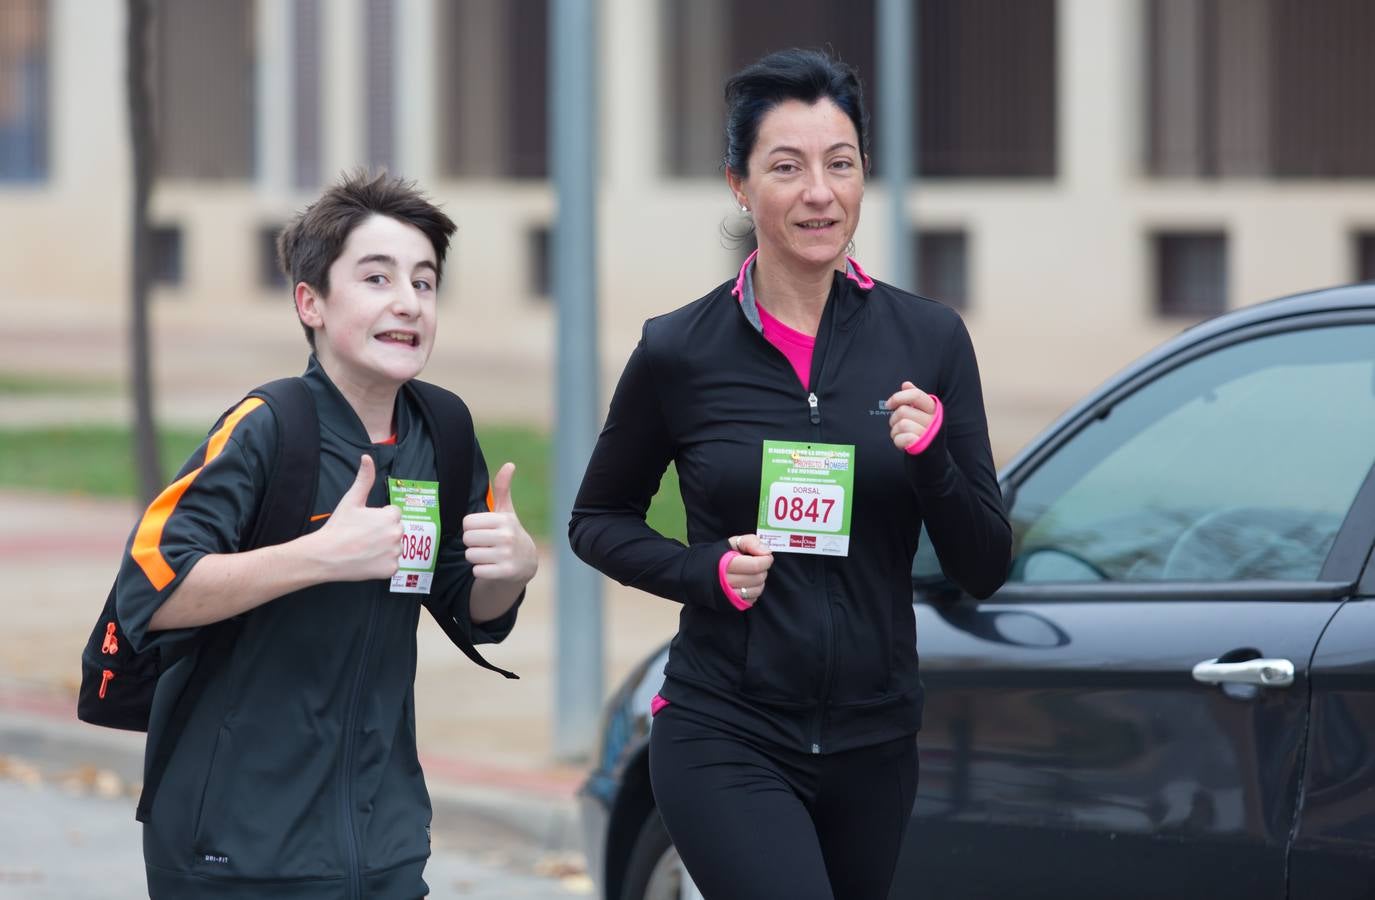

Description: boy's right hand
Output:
[311,455,403,581]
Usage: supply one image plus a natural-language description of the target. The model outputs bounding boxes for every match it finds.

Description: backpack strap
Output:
[246,378,321,547]
[408,379,518,680]
[137,377,320,820]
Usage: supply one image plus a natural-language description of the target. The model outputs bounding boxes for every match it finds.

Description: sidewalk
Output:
[0,487,681,855]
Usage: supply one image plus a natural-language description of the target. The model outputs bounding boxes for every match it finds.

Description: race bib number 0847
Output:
[765,482,844,532]
[756,440,854,556]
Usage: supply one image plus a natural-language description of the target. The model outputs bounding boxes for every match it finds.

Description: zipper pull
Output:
[99,669,115,699]
[807,392,820,425]
[101,622,119,655]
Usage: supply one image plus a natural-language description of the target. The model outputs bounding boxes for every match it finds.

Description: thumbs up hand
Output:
[313,454,404,581]
[490,461,517,514]
[462,463,538,584]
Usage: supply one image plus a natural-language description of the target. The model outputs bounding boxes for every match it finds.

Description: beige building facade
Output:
[4,0,1375,455]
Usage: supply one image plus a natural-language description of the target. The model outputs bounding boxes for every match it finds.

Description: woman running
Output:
[570,48,1011,900]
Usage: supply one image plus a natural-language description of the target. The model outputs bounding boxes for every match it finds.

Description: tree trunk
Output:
[128,0,160,504]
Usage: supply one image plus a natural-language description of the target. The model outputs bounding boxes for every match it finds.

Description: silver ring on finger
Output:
[739,585,749,601]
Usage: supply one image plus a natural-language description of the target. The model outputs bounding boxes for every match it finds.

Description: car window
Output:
[1008,324,1375,583]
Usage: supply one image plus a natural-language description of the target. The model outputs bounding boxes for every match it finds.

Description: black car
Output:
[579,284,1375,900]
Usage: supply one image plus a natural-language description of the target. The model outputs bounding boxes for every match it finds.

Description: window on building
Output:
[364,0,394,172]
[291,0,322,189]
[663,0,872,178]
[1354,232,1375,283]
[662,0,1057,179]
[913,229,969,310]
[1146,0,1375,178]
[439,0,547,178]
[259,225,286,290]
[1153,231,1227,318]
[0,0,48,182]
[155,0,255,179]
[529,225,550,298]
[151,225,184,286]
[915,0,1056,177]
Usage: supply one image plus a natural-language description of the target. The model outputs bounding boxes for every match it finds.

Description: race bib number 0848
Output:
[388,477,441,594]
[399,520,437,567]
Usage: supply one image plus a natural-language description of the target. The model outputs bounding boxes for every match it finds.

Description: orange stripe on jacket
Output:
[485,484,495,512]
[131,398,266,591]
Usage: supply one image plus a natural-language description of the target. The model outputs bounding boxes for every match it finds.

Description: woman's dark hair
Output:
[277,169,456,347]
[723,48,870,177]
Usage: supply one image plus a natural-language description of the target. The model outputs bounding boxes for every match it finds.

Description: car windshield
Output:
[1006,323,1375,583]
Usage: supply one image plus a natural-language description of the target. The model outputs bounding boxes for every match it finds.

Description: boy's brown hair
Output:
[277,170,457,347]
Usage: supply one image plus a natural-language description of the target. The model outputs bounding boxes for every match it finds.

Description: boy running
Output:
[114,171,537,898]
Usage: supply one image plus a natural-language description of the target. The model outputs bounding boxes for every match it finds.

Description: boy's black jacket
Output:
[570,269,1011,754]
[110,358,518,899]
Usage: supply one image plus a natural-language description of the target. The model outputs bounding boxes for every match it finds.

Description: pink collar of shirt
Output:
[729,250,874,333]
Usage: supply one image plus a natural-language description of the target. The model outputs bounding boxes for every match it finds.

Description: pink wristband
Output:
[904,395,945,456]
[718,550,750,611]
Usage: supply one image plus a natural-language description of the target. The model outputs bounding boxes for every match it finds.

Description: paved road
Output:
[0,703,595,898]
[0,779,591,899]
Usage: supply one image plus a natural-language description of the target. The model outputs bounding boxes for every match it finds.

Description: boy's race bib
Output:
[388,477,440,593]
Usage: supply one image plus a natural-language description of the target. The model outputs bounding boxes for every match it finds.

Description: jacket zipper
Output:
[807,288,841,755]
[809,393,836,754]
[740,276,843,756]
[339,595,380,900]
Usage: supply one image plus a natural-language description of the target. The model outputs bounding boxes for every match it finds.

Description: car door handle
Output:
[1192,658,1294,688]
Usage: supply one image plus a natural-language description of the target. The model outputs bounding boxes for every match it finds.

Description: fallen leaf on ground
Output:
[534,851,587,879]
[560,873,595,893]
[0,756,43,786]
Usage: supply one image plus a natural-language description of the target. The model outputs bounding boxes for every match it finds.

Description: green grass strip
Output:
[0,424,688,544]
[0,373,123,396]
[0,427,204,499]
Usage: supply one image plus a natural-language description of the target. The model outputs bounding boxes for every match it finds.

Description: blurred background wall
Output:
[4,0,1375,458]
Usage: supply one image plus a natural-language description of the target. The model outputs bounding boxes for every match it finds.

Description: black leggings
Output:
[649,704,918,900]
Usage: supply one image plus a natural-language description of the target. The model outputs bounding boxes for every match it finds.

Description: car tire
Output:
[620,808,692,900]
